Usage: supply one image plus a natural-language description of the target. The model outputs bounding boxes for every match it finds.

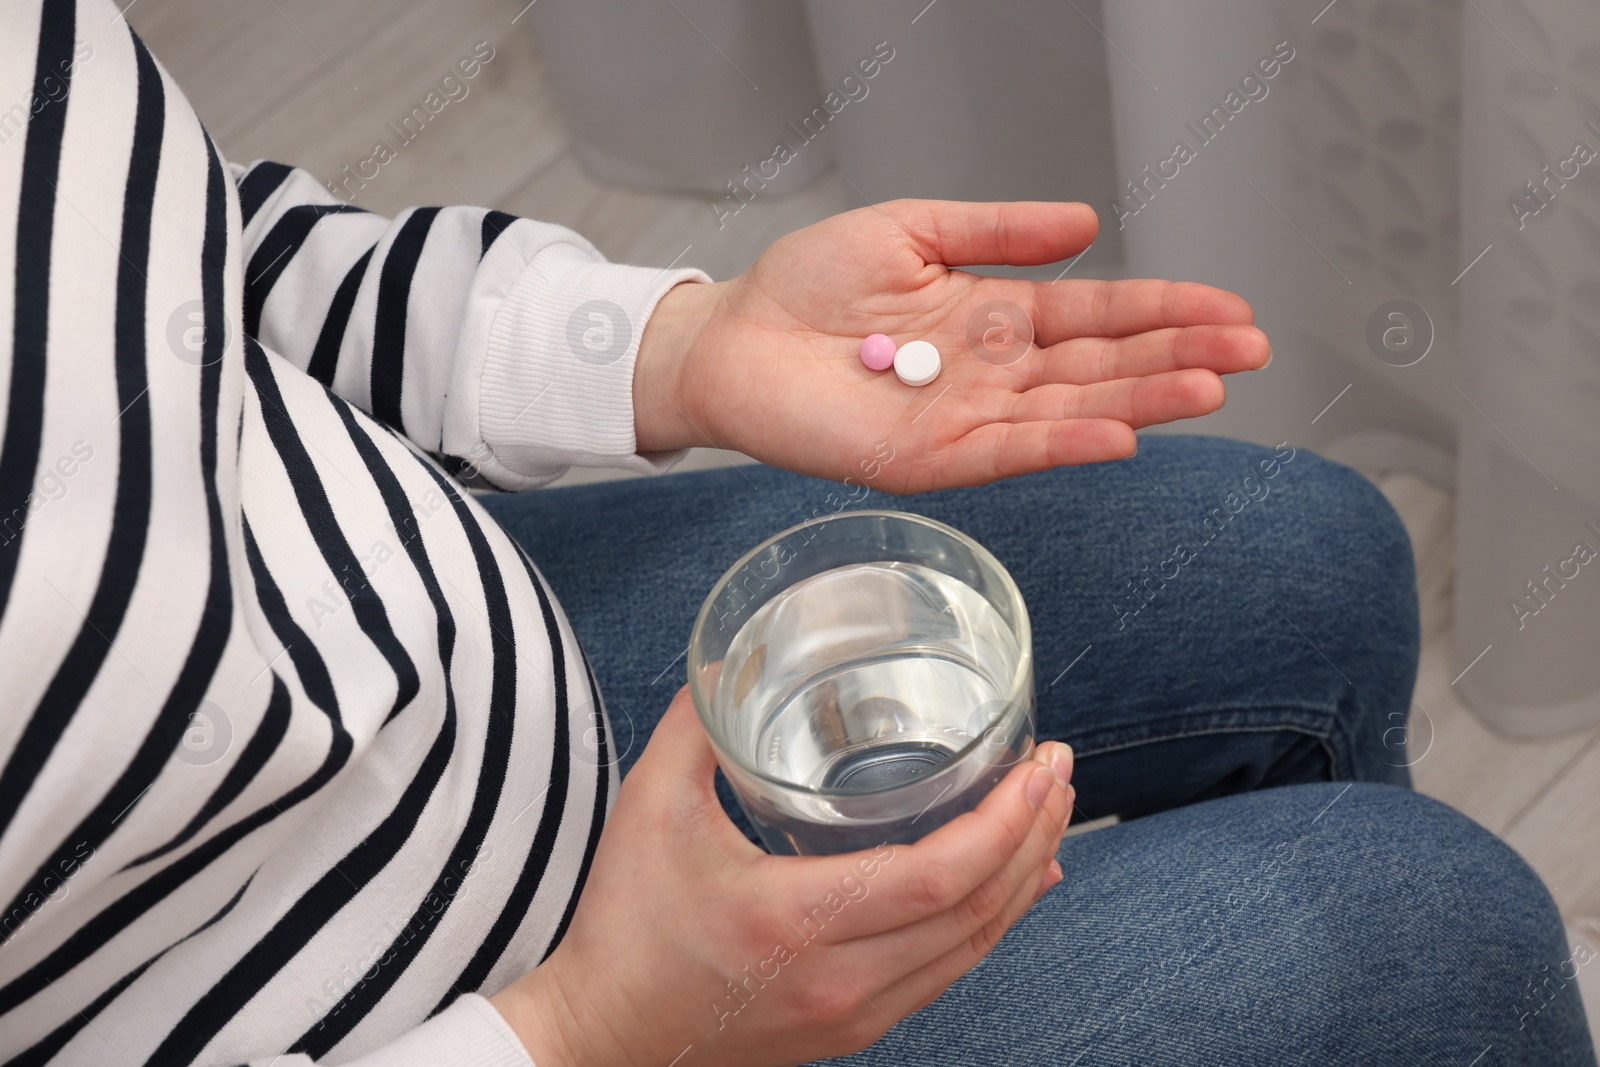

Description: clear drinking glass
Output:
[687,510,1035,856]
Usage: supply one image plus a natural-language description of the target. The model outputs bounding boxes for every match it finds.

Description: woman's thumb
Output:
[632,684,721,794]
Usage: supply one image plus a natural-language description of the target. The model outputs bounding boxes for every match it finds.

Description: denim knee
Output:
[1294,451,1420,781]
[1268,784,1592,1063]
[1286,450,1419,646]
[1219,442,1420,784]
[927,782,1595,1066]
[1010,435,1422,790]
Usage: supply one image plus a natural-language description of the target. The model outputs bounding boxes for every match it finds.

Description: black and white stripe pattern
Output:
[0,2,705,1062]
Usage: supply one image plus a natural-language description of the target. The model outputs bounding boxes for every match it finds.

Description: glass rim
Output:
[686,507,1034,797]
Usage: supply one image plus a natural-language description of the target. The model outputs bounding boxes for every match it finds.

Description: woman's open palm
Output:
[665,199,1271,494]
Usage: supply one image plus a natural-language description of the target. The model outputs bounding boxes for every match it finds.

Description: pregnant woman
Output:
[0,2,1591,1064]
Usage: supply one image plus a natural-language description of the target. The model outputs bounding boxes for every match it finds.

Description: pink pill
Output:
[859,333,897,371]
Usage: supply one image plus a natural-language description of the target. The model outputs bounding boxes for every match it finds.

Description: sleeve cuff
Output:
[338,994,535,1067]
[476,245,711,487]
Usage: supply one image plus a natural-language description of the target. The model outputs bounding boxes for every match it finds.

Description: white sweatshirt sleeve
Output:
[232,161,711,490]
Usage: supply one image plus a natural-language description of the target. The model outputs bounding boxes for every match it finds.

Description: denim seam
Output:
[1326,702,1361,781]
[1324,694,1398,783]
[1064,703,1341,761]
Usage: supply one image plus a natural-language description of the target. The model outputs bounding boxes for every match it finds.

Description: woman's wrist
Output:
[633,278,725,454]
[488,965,593,1067]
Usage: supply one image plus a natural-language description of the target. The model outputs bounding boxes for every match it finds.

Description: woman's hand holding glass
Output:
[491,686,1075,1067]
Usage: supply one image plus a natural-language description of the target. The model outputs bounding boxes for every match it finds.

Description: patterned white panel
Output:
[1455,0,1600,732]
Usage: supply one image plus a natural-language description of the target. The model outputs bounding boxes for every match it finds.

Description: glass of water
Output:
[687,510,1035,856]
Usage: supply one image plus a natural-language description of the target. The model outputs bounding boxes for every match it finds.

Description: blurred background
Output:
[130,0,1599,1032]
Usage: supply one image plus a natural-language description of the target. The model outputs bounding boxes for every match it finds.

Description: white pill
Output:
[893,339,941,387]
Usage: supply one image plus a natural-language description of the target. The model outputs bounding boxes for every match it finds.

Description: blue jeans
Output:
[481,436,1595,1066]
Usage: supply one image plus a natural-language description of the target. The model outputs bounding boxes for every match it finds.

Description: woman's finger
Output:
[1017,324,1270,389]
[880,199,1099,268]
[1031,278,1255,346]
[832,763,1074,990]
[792,751,1071,943]
[1004,370,1226,430]
[868,846,1067,1024]
[917,419,1137,489]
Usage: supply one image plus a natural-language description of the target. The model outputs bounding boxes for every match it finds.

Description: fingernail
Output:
[1048,859,1063,884]
[1049,745,1073,789]
[1026,765,1053,811]
[1262,345,1273,368]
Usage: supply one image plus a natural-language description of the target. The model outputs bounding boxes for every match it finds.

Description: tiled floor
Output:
[130,0,1600,1041]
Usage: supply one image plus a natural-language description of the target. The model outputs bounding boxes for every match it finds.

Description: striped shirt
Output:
[0,1,706,1063]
